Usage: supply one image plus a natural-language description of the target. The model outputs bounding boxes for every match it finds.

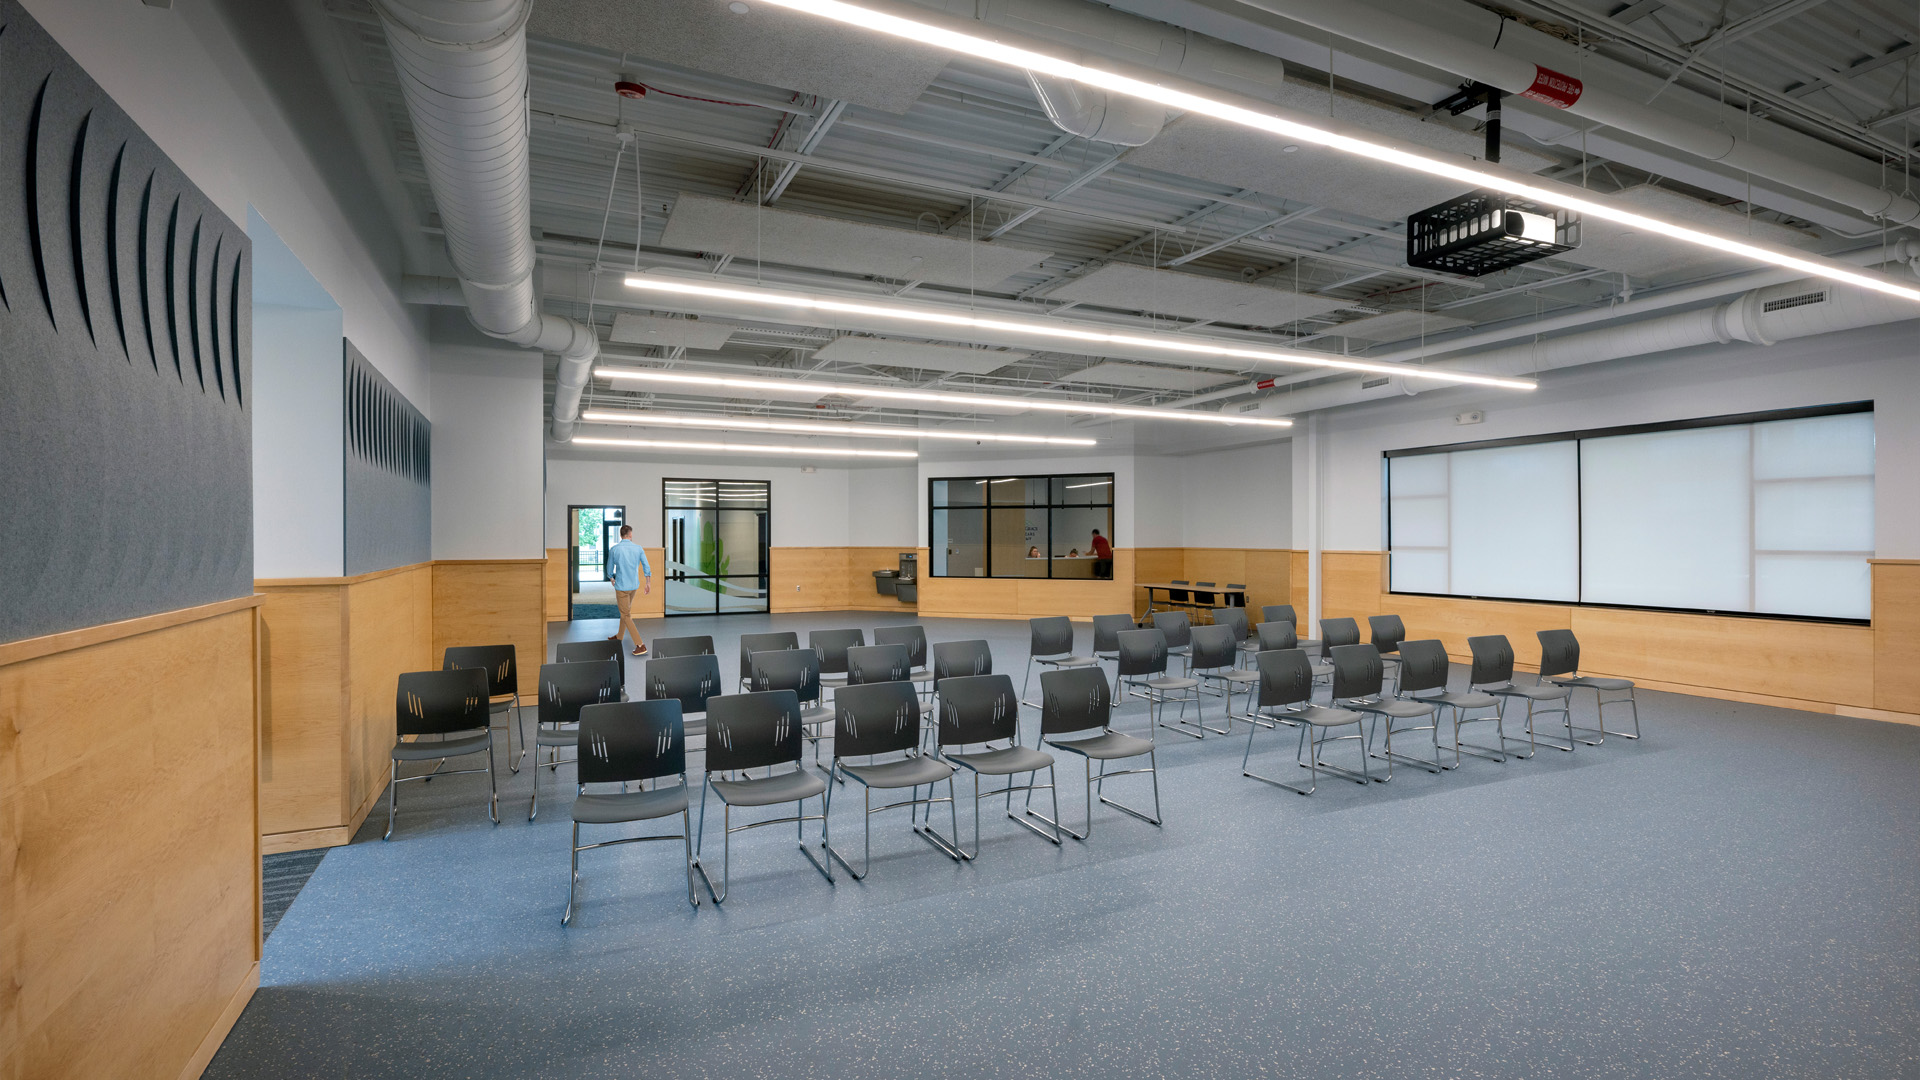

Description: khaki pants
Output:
[615,588,644,648]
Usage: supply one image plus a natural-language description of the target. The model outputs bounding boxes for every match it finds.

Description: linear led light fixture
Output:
[623,276,1536,391]
[1065,480,1113,488]
[579,409,1097,446]
[756,0,1920,306]
[595,365,1296,427]
[574,436,918,459]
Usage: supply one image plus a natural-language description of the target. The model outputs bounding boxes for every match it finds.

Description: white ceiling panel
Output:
[1329,310,1473,343]
[813,337,1029,375]
[661,193,1051,288]
[1048,263,1345,326]
[609,314,738,349]
[1562,186,1821,278]
[1059,362,1240,392]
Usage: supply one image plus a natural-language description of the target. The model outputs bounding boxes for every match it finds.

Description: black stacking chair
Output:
[1422,645,1508,767]
[873,624,934,698]
[738,631,799,691]
[651,635,715,659]
[1262,605,1321,657]
[811,628,866,694]
[1255,620,1331,681]
[1023,616,1099,708]
[1165,579,1193,613]
[847,643,913,686]
[1033,666,1160,839]
[644,653,723,743]
[528,660,621,821]
[556,639,628,699]
[1151,610,1194,674]
[1091,613,1136,697]
[1318,617,1362,696]
[1189,623,1254,732]
[1223,583,1247,608]
[1470,635,1577,755]
[747,648,835,760]
[693,690,833,903]
[928,673,1059,857]
[1367,615,1407,690]
[1330,643,1439,782]
[443,644,522,773]
[1537,629,1640,740]
[562,699,697,924]
[1213,607,1257,663]
[1242,649,1370,795]
[931,639,993,689]
[387,667,496,840]
[1117,628,1206,739]
[823,680,957,878]
[1190,582,1218,615]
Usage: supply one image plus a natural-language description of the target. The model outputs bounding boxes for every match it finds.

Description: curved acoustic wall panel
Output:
[0,0,251,643]
[343,340,430,574]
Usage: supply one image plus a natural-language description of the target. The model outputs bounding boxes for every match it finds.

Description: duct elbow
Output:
[1026,72,1166,145]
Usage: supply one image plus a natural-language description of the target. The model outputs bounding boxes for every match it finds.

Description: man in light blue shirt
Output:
[607,524,652,655]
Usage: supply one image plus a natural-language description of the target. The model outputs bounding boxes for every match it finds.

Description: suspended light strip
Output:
[624,276,1537,390]
[1065,480,1113,488]
[595,366,1294,427]
[574,436,917,459]
[579,409,1097,446]
[754,0,1920,306]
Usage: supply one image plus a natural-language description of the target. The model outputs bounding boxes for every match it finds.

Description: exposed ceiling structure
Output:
[308,0,1918,461]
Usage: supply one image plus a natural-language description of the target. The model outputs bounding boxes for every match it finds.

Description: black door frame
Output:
[564,504,626,623]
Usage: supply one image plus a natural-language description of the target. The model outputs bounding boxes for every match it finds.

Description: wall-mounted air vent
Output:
[1361,377,1391,390]
[1762,290,1827,313]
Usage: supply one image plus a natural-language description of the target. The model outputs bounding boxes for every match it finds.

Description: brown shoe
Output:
[631,644,648,656]
[607,633,622,641]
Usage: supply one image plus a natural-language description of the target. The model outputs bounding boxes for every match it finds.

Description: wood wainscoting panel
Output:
[1290,551,1309,619]
[918,575,1022,619]
[1391,594,1574,666]
[771,548,850,611]
[1320,552,1388,627]
[1872,562,1920,714]
[544,549,569,622]
[255,585,348,836]
[1131,548,1185,618]
[0,601,260,1080]
[848,547,912,609]
[346,567,434,831]
[433,561,547,674]
[1572,607,1874,708]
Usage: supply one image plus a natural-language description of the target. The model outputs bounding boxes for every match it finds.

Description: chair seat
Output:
[1310,661,1334,678]
[489,696,516,715]
[801,705,834,728]
[571,784,689,824]
[1047,730,1154,761]
[1220,669,1261,684]
[1144,675,1200,691]
[392,732,491,760]
[943,744,1055,776]
[1554,675,1634,691]
[839,755,954,790]
[1287,704,1365,727]
[1431,691,1499,710]
[1484,682,1572,702]
[820,673,851,688]
[908,667,934,683]
[1037,654,1101,668]
[709,768,828,807]
[535,725,577,748]
[1355,698,1436,719]
[1298,638,1323,653]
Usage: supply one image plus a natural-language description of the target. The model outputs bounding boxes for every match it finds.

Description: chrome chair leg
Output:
[562,822,580,926]
[383,759,398,840]
[486,731,499,823]
[1599,687,1642,739]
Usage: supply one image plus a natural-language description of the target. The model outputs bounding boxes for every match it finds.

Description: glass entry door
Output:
[663,479,771,616]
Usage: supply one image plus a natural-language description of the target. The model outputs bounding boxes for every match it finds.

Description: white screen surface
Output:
[1581,425,1753,612]
[1386,441,1577,602]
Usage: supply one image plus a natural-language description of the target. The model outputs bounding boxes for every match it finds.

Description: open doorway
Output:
[566,505,625,621]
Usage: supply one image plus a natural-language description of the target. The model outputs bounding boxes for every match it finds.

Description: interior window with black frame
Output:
[930,473,1115,579]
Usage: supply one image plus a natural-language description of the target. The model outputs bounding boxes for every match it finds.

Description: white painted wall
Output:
[847,467,918,547]
[252,305,344,577]
[24,0,432,409]
[431,344,546,560]
[544,458,856,549]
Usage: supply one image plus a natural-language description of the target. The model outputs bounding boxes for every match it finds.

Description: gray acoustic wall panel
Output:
[0,1,252,644]
[343,341,430,575]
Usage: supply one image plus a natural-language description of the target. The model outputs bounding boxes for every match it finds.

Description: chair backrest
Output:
[1039,665,1112,737]
[651,635,715,659]
[1367,615,1406,656]
[576,699,684,785]
[748,648,822,706]
[1261,605,1300,634]
[1224,584,1247,608]
[831,680,922,760]
[704,690,804,773]
[1212,608,1249,643]
[1189,623,1239,671]
[872,624,928,668]
[1116,628,1169,677]
[1255,621,1298,652]
[738,631,799,681]
[1320,617,1361,657]
[1536,629,1581,679]
[536,660,622,728]
[442,644,516,698]
[846,644,912,686]
[1397,639,1450,696]
[810,628,866,675]
[1168,579,1191,602]
[1091,613,1134,654]
[1191,581,1217,606]
[1028,615,1076,658]
[645,653,723,716]
[396,668,491,738]
[1151,610,1192,649]
[1254,649,1313,709]
[1329,643,1384,700]
[931,639,991,688]
[935,673,1020,747]
[556,638,625,683]
[1468,635,1516,686]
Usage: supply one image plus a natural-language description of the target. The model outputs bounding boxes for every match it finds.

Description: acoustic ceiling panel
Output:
[1561,186,1820,278]
[1047,263,1345,326]
[814,337,1029,375]
[661,193,1051,288]
[1329,310,1473,343]
[1124,84,1556,221]
[527,0,950,114]
[1059,363,1240,392]
[610,313,738,349]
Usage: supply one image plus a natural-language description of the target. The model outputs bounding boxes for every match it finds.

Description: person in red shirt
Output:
[1090,529,1114,579]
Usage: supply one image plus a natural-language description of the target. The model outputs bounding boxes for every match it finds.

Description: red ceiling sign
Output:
[1520,66,1583,109]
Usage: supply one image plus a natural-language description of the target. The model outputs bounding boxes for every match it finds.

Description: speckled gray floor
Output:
[206,611,1920,1080]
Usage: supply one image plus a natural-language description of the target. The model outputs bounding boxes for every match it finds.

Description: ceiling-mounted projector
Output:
[1406,191,1581,277]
